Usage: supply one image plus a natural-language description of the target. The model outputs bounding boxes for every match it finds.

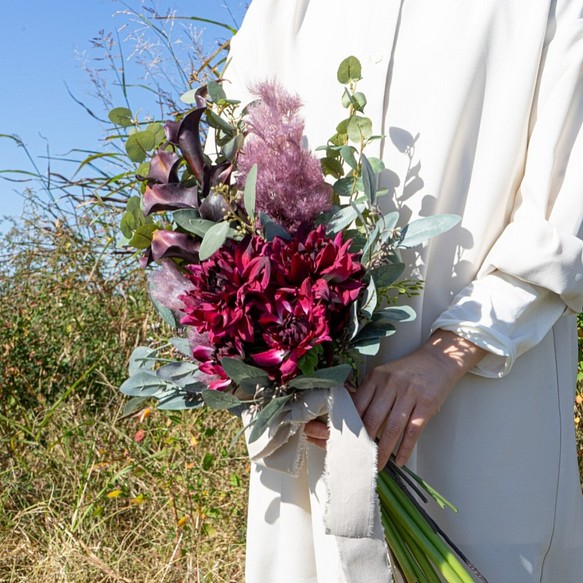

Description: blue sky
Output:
[0,0,248,232]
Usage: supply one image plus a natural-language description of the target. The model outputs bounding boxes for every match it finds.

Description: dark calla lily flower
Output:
[177,107,207,184]
[142,183,200,216]
[199,191,230,222]
[146,150,181,184]
[151,230,201,264]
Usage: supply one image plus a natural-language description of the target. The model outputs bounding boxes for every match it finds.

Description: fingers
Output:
[356,366,435,469]
[304,419,329,449]
[394,414,426,467]
[375,400,415,469]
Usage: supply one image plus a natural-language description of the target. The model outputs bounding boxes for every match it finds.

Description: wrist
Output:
[420,329,487,382]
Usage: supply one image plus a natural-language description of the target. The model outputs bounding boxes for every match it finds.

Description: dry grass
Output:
[0,393,248,583]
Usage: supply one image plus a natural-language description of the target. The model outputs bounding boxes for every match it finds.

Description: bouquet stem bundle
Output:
[379,460,488,583]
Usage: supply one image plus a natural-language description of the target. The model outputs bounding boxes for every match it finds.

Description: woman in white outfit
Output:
[226,1,583,581]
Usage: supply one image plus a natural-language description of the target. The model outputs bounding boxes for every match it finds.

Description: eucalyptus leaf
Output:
[353,339,381,356]
[360,277,377,319]
[122,396,150,417]
[340,146,358,170]
[352,91,367,111]
[312,364,352,384]
[370,263,406,287]
[244,164,257,218]
[119,371,169,397]
[361,222,381,265]
[248,395,292,443]
[201,389,242,410]
[150,296,177,328]
[174,211,217,238]
[326,203,366,234]
[353,322,397,343]
[366,157,385,174]
[125,130,156,163]
[199,221,230,260]
[156,362,199,385]
[180,89,198,104]
[361,154,377,204]
[264,221,291,241]
[207,80,227,102]
[289,364,352,389]
[237,377,269,397]
[260,212,291,241]
[347,116,373,143]
[346,229,367,252]
[333,177,355,197]
[221,357,270,384]
[108,107,133,127]
[128,223,158,250]
[206,108,236,134]
[120,196,145,237]
[129,346,158,376]
[170,337,192,357]
[288,376,339,390]
[337,56,362,84]
[221,133,245,161]
[157,392,204,410]
[145,122,165,145]
[341,89,353,109]
[372,306,417,323]
[321,156,345,179]
[382,211,400,232]
[398,214,461,248]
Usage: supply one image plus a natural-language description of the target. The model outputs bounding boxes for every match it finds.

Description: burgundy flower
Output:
[178,227,365,387]
[252,280,331,379]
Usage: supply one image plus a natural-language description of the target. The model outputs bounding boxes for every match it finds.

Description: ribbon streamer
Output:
[244,385,393,583]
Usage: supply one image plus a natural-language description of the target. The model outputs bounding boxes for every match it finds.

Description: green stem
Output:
[380,506,418,583]
[381,473,475,583]
[377,475,467,583]
[394,514,443,583]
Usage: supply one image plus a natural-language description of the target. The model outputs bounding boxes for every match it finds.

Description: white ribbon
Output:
[243,386,393,583]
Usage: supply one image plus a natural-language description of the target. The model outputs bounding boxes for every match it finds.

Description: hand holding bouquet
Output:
[115,56,487,582]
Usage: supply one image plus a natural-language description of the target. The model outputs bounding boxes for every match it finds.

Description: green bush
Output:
[0,196,149,412]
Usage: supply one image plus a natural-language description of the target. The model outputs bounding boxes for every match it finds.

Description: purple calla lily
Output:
[150,230,201,263]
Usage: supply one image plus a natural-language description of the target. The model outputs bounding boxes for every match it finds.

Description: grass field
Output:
[0,397,249,582]
[0,359,581,582]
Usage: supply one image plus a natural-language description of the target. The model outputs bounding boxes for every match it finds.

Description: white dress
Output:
[226,1,583,581]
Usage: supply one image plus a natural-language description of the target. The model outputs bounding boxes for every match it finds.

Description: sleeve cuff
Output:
[430,321,515,378]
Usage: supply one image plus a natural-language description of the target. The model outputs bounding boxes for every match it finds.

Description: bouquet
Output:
[115,56,487,583]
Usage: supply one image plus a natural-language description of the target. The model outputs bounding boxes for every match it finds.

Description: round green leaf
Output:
[108,107,133,127]
[207,80,227,102]
[180,89,198,104]
[145,122,165,145]
[347,116,373,143]
[125,131,156,163]
[129,223,158,249]
[337,56,362,84]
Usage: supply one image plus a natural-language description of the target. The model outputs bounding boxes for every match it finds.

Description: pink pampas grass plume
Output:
[236,81,332,234]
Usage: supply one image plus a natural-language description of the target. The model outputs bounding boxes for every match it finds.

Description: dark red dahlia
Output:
[178,226,366,387]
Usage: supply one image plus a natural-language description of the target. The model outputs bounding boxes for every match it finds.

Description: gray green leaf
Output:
[398,215,461,248]
[337,56,362,84]
[221,357,270,384]
[199,221,230,260]
[201,389,242,410]
[248,395,292,443]
[244,164,257,218]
